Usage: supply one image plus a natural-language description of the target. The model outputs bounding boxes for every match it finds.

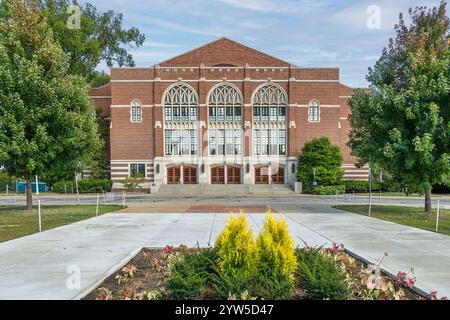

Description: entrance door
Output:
[255,166,269,184]
[211,166,225,184]
[272,166,285,184]
[183,166,198,184]
[167,166,181,184]
[227,166,241,184]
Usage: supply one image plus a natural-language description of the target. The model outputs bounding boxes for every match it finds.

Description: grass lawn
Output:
[0,205,123,243]
[336,205,450,236]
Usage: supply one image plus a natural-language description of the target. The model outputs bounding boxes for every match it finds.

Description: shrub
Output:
[304,185,346,195]
[296,248,349,300]
[251,273,295,300]
[123,172,146,191]
[166,249,217,300]
[215,212,256,277]
[52,179,112,193]
[343,180,380,193]
[297,137,344,186]
[256,212,297,282]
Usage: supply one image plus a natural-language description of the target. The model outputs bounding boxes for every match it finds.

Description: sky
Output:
[82,0,445,87]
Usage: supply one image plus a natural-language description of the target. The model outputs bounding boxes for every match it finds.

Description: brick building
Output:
[90,38,369,191]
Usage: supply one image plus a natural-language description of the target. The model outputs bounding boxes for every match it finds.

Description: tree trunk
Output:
[26,177,33,210]
[425,187,432,213]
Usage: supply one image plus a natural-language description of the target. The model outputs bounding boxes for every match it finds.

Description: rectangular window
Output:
[165,130,172,155]
[130,163,146,177]
[234,107,242,122]
[131,106,142,122]
[279,129,286,155]
[225,129,234,155]
[164,107,172,121]
[270,107,277,121]
[270,130,278,155]
[173,130,181,155]
[234,129,242,155]
[254,129,261,155]
[261,130,269,155]
[253,107,260,121]
[181,107,189,121]
[217,107,225,121]
[217,129,225,155]
[226,107,233,121]
[279,107,286,121]
[309,106,320,122]
[261,107,269,121]
[209,129,216,155]
[209,107,216,122]
[190,129,197,155]
[173,107,181,122]
[190,107,197,121]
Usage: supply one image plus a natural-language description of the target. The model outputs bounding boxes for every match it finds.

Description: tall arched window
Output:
[207,84,243,156]
[163,83,198,122]
[163,83,199,156]
[308,99,320,123]
[130,99,142,123]
[252,84,287,156]
[252,84,287,122]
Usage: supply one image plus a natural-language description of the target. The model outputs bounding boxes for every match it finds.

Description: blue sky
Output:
[84,0,444,87]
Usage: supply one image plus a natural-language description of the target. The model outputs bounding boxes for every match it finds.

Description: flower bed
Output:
[85,212,446,301]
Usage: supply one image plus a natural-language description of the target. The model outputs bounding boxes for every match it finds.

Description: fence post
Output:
[38,199,42,232]
[122,190,126,208]
[368,166,373,217]
[96,193,99,216]
[436,200,440,232]
[75,174,80,205]
[6,185,8,195]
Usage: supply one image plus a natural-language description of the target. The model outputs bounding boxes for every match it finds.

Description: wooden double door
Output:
[211,166,241,184]
[255,166,285,184]
[167,166,197,184]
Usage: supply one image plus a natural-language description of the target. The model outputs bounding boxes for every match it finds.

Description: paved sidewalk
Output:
[0,210,449,299]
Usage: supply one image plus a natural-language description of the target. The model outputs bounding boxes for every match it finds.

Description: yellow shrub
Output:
[215,212,256,276]
[256,210,297,282]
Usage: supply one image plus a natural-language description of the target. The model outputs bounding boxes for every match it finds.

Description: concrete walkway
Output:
[0,209,449,299]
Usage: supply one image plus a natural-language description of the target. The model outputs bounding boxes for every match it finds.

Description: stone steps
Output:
[156,184,295,195]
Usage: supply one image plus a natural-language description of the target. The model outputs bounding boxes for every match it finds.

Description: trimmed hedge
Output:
[344,180,380,192]
[305,185,346,195]
[53,179,112,193]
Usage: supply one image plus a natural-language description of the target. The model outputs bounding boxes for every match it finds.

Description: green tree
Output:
[0,1,102,209]
[348,2,450,213]
[297,137,344,187]
[0,0,145,85]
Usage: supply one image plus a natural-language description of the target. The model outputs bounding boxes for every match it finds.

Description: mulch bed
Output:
[84,247,426,301]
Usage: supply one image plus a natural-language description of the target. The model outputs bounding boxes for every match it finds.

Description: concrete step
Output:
[156,184,295,195]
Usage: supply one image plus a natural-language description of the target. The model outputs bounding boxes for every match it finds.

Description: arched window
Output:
[130,99,142,123]
[208,84,243,122]
[252,84,287,156]
[252,84,287,122]
[308,99,320,122]
[163,83,198,122]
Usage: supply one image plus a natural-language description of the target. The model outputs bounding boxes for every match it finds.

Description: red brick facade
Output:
[89,38,368,190]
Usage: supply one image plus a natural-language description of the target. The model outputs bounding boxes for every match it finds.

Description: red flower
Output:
[178,244,187,250]
[163,245,173,253]
[331,243,343,252]
[430,291,438,300]
[406,277,415,288]
[397,271,407,282]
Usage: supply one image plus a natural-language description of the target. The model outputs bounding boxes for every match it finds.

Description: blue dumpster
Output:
[15,182,47,193]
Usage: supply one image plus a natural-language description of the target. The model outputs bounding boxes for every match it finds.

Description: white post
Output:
[96,193,99,216]
[436,200,440,232]
[368,166,373,217]
[6,184,8,195]
[64,184,67,196]
[75,174,80,205]
[122,190,126,208]
[38,199,42,232]
[35,175,39,195]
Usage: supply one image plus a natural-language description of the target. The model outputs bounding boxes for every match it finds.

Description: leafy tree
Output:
[0,0,145,85]
[123,172,145,191]
[297,137,344,187]
[348,2,450,212]
[0,1,102,209]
